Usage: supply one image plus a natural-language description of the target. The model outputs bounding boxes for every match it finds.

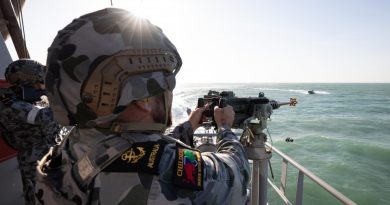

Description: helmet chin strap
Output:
[110,91,171,133]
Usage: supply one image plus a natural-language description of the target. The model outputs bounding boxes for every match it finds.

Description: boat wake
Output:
[253,87,330,95]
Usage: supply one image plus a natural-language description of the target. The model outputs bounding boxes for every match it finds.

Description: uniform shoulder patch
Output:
[103,141,166,175]
[173,146,203,190]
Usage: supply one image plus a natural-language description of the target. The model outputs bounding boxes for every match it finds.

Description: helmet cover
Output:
[45,8,182,126]
[5,59,45,86]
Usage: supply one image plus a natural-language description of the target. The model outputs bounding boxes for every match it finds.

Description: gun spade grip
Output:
[197,98,204,108]
[219,98,226,108]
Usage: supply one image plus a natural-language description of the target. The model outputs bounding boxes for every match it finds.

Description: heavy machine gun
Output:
[197,90,297,129]
[195,90,297,205]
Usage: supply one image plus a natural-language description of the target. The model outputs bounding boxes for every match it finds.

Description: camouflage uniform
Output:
[36,122,249,205]
[35,8,250,205]
[0,92,60,205]
[0,59,61,205]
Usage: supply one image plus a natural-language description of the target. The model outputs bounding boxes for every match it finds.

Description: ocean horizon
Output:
[171,83,390,205]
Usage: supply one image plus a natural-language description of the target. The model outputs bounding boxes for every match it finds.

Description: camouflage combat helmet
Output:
[45,8,182,127]
[5,59,45,86]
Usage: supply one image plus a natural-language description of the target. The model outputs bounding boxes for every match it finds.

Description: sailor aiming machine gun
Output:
[195,90,297,205]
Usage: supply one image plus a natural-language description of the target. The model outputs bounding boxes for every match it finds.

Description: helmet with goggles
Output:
[5,59,45,86]
[45,8,182,128]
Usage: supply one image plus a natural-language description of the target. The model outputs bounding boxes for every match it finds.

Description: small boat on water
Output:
[308,90,316,94]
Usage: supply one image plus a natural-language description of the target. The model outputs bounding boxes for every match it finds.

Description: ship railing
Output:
[266,142,357,205]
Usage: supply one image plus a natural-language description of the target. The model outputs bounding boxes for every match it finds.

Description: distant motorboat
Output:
[308,90,315,94]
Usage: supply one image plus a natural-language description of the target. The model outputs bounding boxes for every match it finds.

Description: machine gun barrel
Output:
[270,98,297,109]
[276,102,291,106]
[198,90,297,129]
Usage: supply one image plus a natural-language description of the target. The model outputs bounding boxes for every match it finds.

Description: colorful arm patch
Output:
[173,147,204,190]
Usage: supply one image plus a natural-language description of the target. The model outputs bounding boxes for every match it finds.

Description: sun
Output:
[113,0,170,21]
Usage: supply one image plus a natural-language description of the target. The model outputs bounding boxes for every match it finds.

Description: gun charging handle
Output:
[197,97,227,129]
[218,98,226,108]
[197,98,204,108]
[197,98,205,124]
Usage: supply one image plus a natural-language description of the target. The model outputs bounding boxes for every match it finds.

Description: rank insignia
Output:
[173,147,203,190]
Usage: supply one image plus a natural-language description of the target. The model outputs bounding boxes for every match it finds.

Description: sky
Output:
[5,0,390,83]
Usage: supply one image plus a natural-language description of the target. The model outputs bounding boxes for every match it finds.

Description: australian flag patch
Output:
[173,147,203,190]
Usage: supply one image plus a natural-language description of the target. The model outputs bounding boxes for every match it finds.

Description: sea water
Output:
[171,83,390,205]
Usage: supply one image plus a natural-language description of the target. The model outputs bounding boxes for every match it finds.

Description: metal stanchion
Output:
[243,120,272,205]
